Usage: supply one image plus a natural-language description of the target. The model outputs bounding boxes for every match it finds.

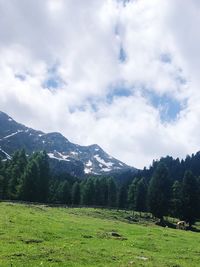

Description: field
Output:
[0,202,199,267]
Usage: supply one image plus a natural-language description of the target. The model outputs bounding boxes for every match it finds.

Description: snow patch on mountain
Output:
[0,147,11,159]
[3,130,23,139]
[86,160,92,167]
[94,154,113,168]
[48,152,70,162]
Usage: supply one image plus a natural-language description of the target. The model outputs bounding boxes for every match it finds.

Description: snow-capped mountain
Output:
[0,111,135,176]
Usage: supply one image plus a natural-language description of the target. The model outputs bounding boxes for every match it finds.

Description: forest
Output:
[0,149,200,227]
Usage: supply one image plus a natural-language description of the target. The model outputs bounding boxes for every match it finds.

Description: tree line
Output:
[0,150,200,227]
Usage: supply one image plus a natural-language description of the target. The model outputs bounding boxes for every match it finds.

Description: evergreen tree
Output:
[181,171,199,227]
[58,180,71,204]
[148,163,171,221]
[107,177,117,207]
[128,178,139,210]
[20,160,39,202]
[7,149,27,199]
[117,185,128,209]
[171,180,182,218]
[134,178,147,212]
[36,151,50,202]
[72,182,80,205]
[48,179,60,203]
[94,178,102,206]
[99,177,108,206]
[81,178,95,205]
[0,175,6,199]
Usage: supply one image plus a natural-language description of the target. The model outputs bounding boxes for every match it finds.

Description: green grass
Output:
[0,202,199,267]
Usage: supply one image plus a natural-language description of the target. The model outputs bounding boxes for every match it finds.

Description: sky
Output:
[0,0,200,169]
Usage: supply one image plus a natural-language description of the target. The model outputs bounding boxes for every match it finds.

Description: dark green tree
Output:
[117,185,128,209]
[148,163,171,221]
[0,175,6,199]
[72,182,81,205]
[134,178,147,212]
[57,180,71,204]
[81,178,95,205]
[107,177,117,207]
[171,180,182,218]
[181,171,199,227]
[7,149,27,199]
[94,178,102,206]
[36,151,50,202]
[20,160,39,202]
[128,178,139,210]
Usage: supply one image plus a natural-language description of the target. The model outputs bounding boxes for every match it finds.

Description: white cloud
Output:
[0,0,200,168]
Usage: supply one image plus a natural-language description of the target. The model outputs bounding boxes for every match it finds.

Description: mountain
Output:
[0,111,136,177]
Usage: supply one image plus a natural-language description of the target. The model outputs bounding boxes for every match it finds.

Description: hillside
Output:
[0,111,136,177]
[0,202,199,267]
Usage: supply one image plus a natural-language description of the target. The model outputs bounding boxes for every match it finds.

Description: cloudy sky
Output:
[0,0,200,169]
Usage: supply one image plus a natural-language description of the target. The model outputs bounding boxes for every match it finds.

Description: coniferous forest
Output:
[0,150,200,227]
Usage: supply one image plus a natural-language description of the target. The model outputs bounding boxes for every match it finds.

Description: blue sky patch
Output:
[119,46,127,63]
[106,85,132,104]
[42,64,65,90]
[147,91,186,122]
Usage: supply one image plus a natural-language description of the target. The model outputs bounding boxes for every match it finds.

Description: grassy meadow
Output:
[0,202,199,267]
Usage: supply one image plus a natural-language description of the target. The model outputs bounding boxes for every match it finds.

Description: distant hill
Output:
[0,111,136,177]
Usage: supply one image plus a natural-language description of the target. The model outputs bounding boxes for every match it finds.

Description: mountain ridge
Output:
[0,111,136,177]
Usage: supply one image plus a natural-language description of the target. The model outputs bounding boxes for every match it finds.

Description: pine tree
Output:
[20,160,39,202]
[148,163,171,221]
[81,178,95,205]
[0,175,6,199]
[181,171,199,227]
[7,149,27,199]
[99,177,108,206]
[117,185,128,209]
[72,182,80,205]
[36,151,50,202]
[107,177,117,207]
[134,178,147,212]
[128,178,139,210]
[171,180,182,218]
[94,178,102,206]
[58,180,71,204]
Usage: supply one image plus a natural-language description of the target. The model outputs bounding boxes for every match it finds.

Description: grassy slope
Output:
[0,203,199,267]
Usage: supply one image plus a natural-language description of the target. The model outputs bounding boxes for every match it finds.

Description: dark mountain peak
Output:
[0,111,136,176]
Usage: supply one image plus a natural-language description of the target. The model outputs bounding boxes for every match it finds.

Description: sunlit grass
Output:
[0,202,199,267]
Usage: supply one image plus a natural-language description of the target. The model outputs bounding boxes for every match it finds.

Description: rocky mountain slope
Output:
[0,111,135,176]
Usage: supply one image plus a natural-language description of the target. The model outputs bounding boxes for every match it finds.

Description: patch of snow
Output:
[8,118,12,121]
[99,163,103,168]
[0,147,11,160]
[3,130,23,139]
[47,153,57,159]
[71,151,78,156]
[94,155,113,168]
[47,152,70,162]
[86,160,92,167]
[42,140,45,144]
[119,163,124,166]
[101,167,111,172]
[57,152,70,161]
[95,148,99,151]
[84,167,92,174]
